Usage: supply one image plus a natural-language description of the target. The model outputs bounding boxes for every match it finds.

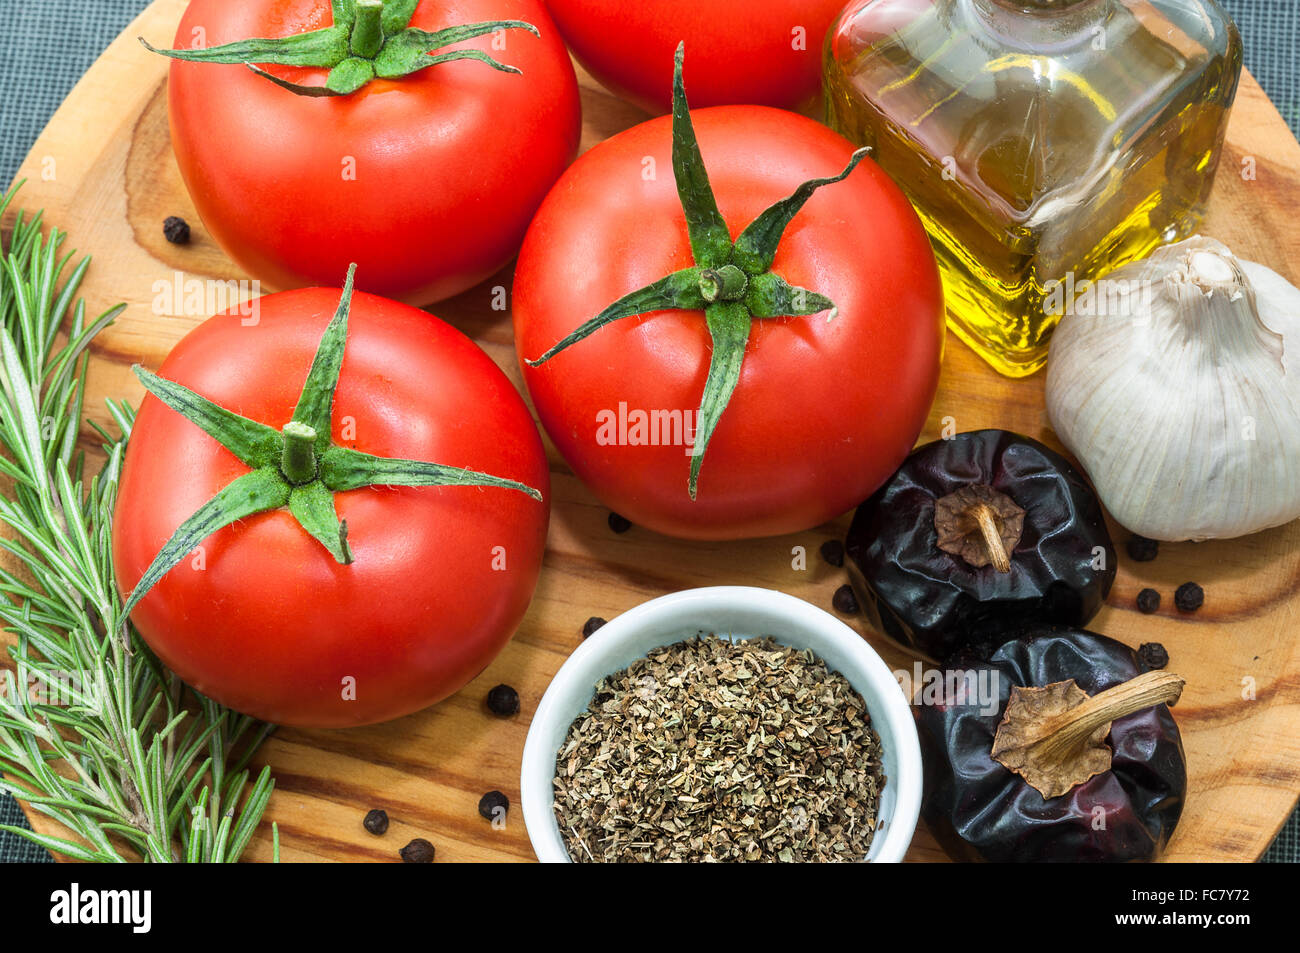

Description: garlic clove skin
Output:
[1046,236,1300,542]
[1242,258,1300,377]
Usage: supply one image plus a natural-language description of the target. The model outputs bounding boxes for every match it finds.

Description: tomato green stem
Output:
[350,0,386,59]
[281,421,319,485]
[699,265,748,303]
[138,3,538,98]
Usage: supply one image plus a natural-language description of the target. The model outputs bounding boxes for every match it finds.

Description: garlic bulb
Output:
[1045,236,1300,542]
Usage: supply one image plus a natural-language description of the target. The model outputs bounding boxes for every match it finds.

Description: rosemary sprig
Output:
[0,182,278,862]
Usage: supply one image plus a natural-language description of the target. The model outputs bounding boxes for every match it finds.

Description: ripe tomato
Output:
[113,286,550,727]
[163,0,580,304]
[544,0,845,113]
[513,105,944,540]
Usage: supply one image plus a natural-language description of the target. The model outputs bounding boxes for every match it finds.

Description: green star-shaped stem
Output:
[140,0,538,97]
[526,43,870,500]
[121,264,543,619]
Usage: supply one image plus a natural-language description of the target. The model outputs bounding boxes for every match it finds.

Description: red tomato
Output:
[544,0,845,113]
[113,289,550,727]
[166,0,580,304]
[513,106,944,540]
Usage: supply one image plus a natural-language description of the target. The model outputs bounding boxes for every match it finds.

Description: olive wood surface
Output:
[5,0,1299,862]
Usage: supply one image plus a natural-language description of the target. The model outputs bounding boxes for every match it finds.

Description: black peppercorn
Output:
[819,539,845,568]
[608,512,632,534]
[363,808,389,836]
[582,616,607,639]
[1175,582,1204,613]
[1138,642,1170,671]
[846,431,1116,660]
[486,683,520,716]
[832,584,859,615]
[163,215,191,245]
[1126,534,1159,563]
[478,790,509,822]
[399,838,435,863]
[1136,588,1161,614]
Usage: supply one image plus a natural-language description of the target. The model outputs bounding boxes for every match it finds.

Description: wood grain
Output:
[5,0,1300,862]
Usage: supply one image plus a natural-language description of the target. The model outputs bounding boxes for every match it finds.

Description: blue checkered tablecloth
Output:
[1,0,1297,863]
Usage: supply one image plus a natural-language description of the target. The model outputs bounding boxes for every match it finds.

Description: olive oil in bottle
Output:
[824,0,1243,376]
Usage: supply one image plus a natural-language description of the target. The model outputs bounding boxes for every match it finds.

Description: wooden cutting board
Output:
[6,0,1300,862]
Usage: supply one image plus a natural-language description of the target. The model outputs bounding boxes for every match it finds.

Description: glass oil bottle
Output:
[824,0,1243,376]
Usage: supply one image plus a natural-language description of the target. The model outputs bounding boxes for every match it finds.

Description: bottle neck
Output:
[966,0,1110,51]
[987,0,1099,11]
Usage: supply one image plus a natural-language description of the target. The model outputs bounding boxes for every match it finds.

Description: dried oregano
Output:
[553,636,885,862]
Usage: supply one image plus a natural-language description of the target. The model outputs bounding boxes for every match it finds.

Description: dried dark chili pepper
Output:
[915,627,1186,862]
[846,430,1115,660]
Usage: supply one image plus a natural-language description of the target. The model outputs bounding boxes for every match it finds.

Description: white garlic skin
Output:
[1045,236,1300,542]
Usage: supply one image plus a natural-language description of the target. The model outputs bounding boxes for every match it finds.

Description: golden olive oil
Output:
[824,0,1242,376]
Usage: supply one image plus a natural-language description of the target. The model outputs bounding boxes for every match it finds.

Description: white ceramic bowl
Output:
[521,586,922,863]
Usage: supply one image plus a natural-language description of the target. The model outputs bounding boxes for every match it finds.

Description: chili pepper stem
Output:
[990,669,1184,798]
[1023,671,1184,765]
[351,0,386,59]
[934,483,1025,571]
[281,421,319,484]
[970,502,1011,572]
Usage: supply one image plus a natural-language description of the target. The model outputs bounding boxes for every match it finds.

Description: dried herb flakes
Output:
[553,636,885,863]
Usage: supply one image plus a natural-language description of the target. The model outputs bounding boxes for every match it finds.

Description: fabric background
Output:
[1,0,1297,863]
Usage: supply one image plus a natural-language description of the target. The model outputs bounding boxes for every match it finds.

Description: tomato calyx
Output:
[121,264,543,619]
[526,44,870,500]
[139,0,539,97]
